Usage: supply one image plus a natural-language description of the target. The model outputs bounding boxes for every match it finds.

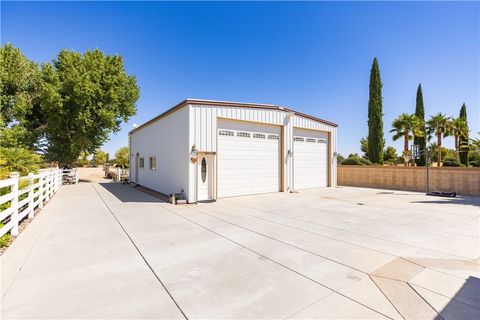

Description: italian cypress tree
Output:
[413,84,426,166]
[367,58,384,164]
[459,103,469,165]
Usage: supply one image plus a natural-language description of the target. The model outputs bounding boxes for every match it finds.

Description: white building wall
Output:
[188,104,338,199]
[129,106,190,199]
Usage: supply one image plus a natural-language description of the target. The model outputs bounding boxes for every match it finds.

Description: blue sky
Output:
[2,1,479,157]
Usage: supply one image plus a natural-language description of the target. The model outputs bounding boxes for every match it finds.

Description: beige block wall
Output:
[337,166,480,196]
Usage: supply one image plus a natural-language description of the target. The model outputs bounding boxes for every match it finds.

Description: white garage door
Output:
[293,128,328,189]
[217,120,280,197]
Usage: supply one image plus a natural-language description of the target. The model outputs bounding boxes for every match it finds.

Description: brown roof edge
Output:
[284,107,338,127]
[129,98,338,134]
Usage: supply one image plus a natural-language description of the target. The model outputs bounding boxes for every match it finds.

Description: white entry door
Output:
[293,128,328,189]
[197,155,213,201]
[217,119,280,198]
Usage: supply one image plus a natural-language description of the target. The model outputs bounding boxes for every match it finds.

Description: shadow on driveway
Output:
[435,276,480,320]
[98,182,168,203]
[410,195,480,207]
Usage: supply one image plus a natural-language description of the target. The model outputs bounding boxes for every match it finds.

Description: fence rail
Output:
[0,169,63,238]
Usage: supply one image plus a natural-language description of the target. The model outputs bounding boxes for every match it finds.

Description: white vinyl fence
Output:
[0,169,63,238]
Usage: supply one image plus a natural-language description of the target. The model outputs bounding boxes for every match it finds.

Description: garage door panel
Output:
[293,129,328,190]
[218,120,280,198]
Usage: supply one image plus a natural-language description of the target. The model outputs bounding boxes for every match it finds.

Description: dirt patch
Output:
[77,167,110,183]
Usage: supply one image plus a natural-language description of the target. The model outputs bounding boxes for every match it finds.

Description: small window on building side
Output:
[268,135,279,140]
[294,137,304,142]
[318,139,327,143]
[139,157,144,168]
[253,133,266,139]
[306,138,316,143]
[149,156,156,170]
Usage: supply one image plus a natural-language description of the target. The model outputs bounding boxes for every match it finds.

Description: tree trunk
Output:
[437,132,442,167]
[455,135,459,160]
[404,132,409,166]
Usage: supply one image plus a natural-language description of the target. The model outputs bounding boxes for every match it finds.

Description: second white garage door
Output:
[293,128,328,189]
[217,119,280,197]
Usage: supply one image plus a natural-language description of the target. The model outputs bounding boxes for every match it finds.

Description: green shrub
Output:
[341,156,369,165]
[341,157,361,165]
[396,156,405,165]
[384,146,398,162]
[442,157,461,167]
[385,159,396,166]
[359,158,372,165]
[468,150,480,166]
[0,224,11,248]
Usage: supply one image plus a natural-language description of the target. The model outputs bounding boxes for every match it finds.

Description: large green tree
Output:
[413,84,426,166]
[0,44,44,149]
[114,146,129,168]
[384,146,398,162]
[458,103,469,165]
[367,58,384,164]
[41,49,139,165]
[92,149,109,165]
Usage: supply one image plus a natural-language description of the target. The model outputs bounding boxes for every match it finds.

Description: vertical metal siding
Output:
[130,106,190,199]
[187,104,338,199]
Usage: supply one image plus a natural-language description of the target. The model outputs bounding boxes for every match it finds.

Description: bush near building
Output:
[442,157,462,167]
[341,155,372,166]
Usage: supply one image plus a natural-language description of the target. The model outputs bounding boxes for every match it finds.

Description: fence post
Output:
[45,172,49,200]
[38,171,45,209]
[27,173,34,219]
[9,172,20,236]
[52,170,56,193]
[49,172,54,198]
[57,169,62,189]
[44,177,49,203]
[54,170,58,191]
[56,169,61,189]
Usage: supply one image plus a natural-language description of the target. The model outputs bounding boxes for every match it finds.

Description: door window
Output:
[201,158,207,183]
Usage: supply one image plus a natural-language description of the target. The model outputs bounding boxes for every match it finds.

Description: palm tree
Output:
[390,113,424,166]
[0,147,42,177]
[470,132,480,149]
[449,117,468,160]
[427,113,451,166]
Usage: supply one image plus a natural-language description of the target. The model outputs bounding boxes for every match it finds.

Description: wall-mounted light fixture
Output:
[190,145,198,157]
[190,145,198,163]
[333,151,340,158]
[287,149,293,157]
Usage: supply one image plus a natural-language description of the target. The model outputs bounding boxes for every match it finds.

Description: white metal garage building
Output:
[129,99,338,203]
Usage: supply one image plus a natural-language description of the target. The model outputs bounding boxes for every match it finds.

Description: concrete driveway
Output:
[1,182,479,319]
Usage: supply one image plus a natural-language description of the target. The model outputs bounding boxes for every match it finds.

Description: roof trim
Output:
[129,98,338,134]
